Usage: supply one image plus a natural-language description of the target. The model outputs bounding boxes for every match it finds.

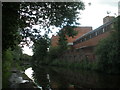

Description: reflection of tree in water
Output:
[47,67,120,88]
[32,67,51,90]
[49,70,70,89]
[32,66,120,89]
[32,66,70,90]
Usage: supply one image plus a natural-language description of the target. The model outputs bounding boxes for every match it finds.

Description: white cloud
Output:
[80,0,118,29]
[96,0,119,7]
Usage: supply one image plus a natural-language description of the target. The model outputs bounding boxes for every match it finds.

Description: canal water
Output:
[25,66,120,89]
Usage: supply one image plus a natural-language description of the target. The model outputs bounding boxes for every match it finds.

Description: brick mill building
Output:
[51,16,116,62]
[51,26,92,47]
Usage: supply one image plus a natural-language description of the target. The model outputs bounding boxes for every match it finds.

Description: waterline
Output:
[25,67,34,81]
[25,67,43,89]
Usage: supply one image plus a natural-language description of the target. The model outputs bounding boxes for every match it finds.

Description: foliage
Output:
[48,46,61,61]
[95,16,120,74]
[2,47,32,88]
[2,2,85,77]
[32,36,50,68]
[63,25,78,37]
[58,30,68,51]
[2,3,22,51]
[12,45,23,61]
[57,26,78,51]
[40,57,96,71]
[2,2,85,87]
[2,49,13,88]
[49,26,79,58]
[21,54,32,61]
[19,2,84,28]
[2,2,85,51]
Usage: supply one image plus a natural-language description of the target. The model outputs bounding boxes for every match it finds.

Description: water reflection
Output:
[25,66,120,89]
[25,67,34,81]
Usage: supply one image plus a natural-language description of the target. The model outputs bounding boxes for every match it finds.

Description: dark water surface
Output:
[26,66,120,89]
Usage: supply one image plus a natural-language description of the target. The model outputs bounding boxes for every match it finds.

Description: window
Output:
[106,24,111,31]
[104,26,107,32]
[103,28,105,32]
[86,35,89,40]
[79,39,81,43]
[82,38,85,42]
[91,32,95,38]
[89,35,92,39]
[84,37,86,41]
[80,39,82,42]
[95,32,98,36]
[98,29,103,35]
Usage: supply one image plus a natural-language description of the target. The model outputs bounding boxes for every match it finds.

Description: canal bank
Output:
[8,67,39,89]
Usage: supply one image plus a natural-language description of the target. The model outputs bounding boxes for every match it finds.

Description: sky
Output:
[22,0,119,56]
[79,0,118,29]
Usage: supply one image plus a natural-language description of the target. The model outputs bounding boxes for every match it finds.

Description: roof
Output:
[74,18,116,42]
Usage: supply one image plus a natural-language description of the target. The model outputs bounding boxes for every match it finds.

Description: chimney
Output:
[103,16,115,24]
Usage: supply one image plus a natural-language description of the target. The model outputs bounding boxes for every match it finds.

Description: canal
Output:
[25,66,120,89]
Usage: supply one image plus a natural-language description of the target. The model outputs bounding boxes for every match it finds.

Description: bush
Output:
[95,17,120,74]
[2,49,13,88]
[95,36,119,73]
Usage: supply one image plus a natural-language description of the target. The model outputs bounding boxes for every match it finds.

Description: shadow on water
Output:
[28,66,120,89]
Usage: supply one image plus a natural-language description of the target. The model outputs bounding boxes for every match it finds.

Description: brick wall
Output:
[67,27,92,43]
[51,35,59,47]
[51,27,92,47]
[51,28,111,62]
[60,46,95,62]
[73,31,111,49]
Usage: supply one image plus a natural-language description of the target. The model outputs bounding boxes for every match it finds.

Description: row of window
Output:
[74,22,114,45]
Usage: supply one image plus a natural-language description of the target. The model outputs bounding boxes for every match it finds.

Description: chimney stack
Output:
[103,16,115,24]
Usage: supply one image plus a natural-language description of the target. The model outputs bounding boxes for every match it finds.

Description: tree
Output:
[2,49,14,88]
[2,3,21,51]
[95,16,120,73]
[2,2,85,51]
[58,26,78,50]
[2,2,85,87]
[58,30,68,51]
[12,45,23,61]
[32,36,50,67]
